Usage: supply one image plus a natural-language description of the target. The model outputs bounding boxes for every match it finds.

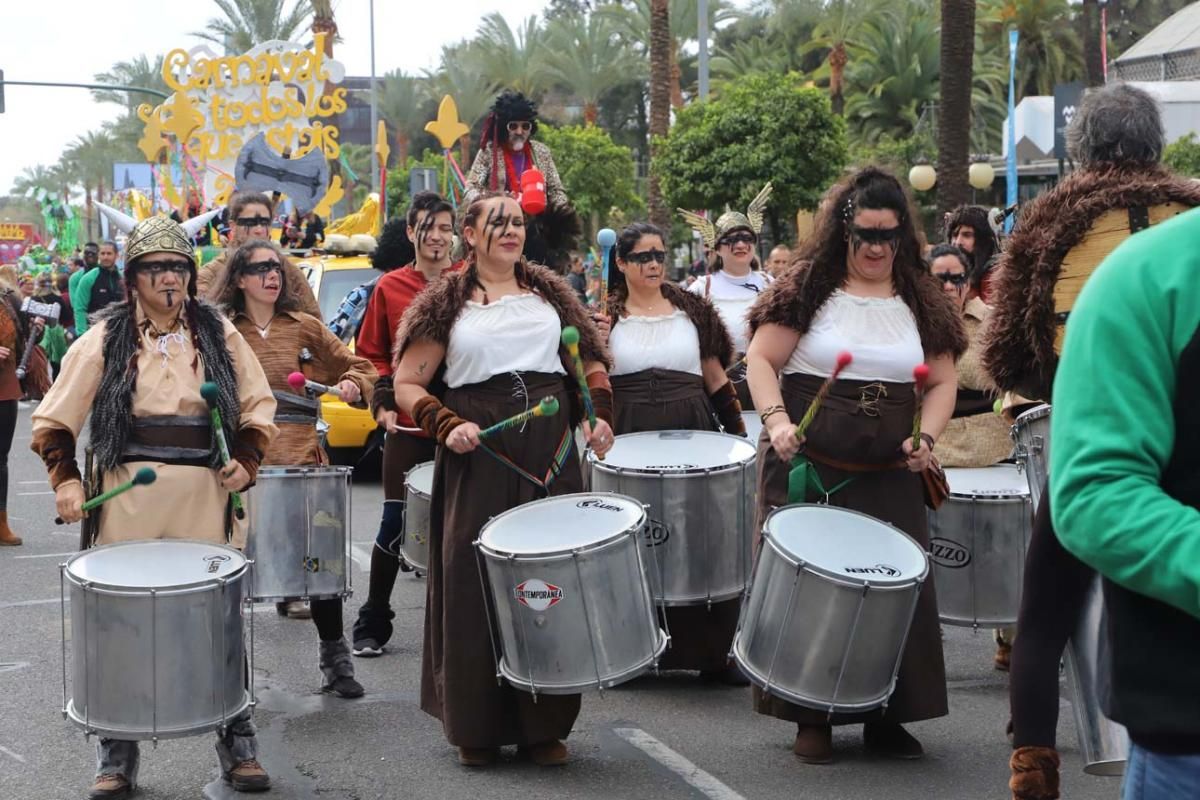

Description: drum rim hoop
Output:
[404,460,436,497]
[587,430,757,474]
[476,491,647,557]
[255,465,353,478]
[64,539,249,592]
[1013,403,1052,426]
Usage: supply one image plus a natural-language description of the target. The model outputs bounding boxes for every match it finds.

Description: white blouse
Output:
[444,293,567,388]
[783,290,924,383]
[610,310,703,377]
[688,269,770,353]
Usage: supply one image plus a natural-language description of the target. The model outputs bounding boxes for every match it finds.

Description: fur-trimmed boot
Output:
[0,511,22,546]
[1010,746,1060,800]
[319,638,364,698]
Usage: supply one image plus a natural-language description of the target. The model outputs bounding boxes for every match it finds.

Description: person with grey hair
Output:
[982,81,1200,800]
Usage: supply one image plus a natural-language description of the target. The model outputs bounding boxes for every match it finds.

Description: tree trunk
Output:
[397,132,410,168]
[1081,0,1105,87]
[669,39,684,109]
[312,17,339,100]
[584,103,599,126]
[85,185,94,241]
[829,44,848,116]
[648,0,673,234]
[459,134,472,172]
[936,0,976,216]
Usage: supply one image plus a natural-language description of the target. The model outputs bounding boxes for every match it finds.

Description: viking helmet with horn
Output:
[95,202,224,297]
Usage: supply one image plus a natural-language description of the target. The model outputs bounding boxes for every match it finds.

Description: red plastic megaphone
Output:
[519,169,547,216]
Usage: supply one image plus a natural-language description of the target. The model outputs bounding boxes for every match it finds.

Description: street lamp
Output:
[909,160,937,192]
[968,157,995,190]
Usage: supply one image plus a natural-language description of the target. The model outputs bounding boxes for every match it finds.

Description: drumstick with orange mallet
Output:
[794,351,854,439]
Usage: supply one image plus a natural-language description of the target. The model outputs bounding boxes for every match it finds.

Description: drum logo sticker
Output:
[577,498,623,512]
[644,519,670,547]
[514,579,564,611]
[844,563,901,577]
[929,537,972,568]
[203,554,231,574]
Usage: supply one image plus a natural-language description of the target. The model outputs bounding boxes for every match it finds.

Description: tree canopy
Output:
[537,124,644,240]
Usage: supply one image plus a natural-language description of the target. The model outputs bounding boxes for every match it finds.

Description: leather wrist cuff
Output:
[370,375,396,416]
[30,427,82,489]
[584,371,614,428]
[412,394,468,445]
[232,428,270,487]
[710,380,746,436]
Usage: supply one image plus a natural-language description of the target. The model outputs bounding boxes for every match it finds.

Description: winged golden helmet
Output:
[678,183,773,248]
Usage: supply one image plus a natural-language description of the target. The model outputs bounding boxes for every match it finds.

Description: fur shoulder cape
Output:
[747,261,967,359]
[982,163,1200,399]
[608,282,735,368]
[394,262,612,371]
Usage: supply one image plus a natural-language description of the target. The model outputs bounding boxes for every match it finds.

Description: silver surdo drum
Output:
[476,493,667,696]
[928,465,1032,627]
[588,431,756,606]
[61,541,251,740]
[742,411,763,445]
[733,505,929,714]
[245,466,352,602]
[1012,404,1051,510]
[1065,577,1130,776]
[401,461,434,572]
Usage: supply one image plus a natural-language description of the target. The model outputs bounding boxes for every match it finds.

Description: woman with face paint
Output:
[392,192,614,767]
[195,192,321,319]
[744,167,967,763]
[214,239,375,699]
[601,221,748,682]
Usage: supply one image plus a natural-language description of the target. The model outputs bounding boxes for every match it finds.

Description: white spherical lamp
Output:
[968,160,996,190]
[909,161,937,192]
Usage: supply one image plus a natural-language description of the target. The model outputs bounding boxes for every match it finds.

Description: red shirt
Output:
[357,262,462,427]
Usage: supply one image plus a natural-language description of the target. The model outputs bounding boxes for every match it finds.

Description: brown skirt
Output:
[382,430,436,501]
[421,372,582,748]
[752,372,948,726]
[610,368,738,673]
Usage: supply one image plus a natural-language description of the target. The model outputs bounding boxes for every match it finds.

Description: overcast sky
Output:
[0,0,613,195]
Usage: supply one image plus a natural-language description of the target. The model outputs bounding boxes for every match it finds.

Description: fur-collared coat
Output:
[983,163,1200,399]
[747,260,967,359]
[394,262,612,383]
[608,282,736,368]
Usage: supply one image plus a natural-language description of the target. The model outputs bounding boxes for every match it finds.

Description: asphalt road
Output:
[0,403,1121,800]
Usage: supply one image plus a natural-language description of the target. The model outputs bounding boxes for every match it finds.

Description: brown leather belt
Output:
[121,415,212,466]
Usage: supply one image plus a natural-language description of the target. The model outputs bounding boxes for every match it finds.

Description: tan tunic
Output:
[232,310,374,466]
[31,310,277,547]
[197,252,322,319]
[936,298,1014,468]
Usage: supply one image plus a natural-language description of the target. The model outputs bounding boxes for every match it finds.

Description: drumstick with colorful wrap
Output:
[561,325,607,461]
[55,467,156,525]
[597,228,616,314]
[912,363,931,451]
[480,396,560,439]
[200,381,247,520]
[794,351,853,439]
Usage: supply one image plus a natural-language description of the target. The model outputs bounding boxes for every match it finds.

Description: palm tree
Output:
[310,0,338,98]
[11,165,58,198]
[377,70,429,167]
[92,55,169,113]
[193,0,313,55]
[802,0,881,116]
[471,13,548,99]
[1080,0,1104,86]
[710,38,790,81]
[938,0,977,214]
[424,47,501,164]
[979,0,1081,98]
[63,132,117,239]
[539,12,643,126]
[647,0,672,232]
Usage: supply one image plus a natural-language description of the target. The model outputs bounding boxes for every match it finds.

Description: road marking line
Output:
[350,544,371,572]
[0,598,64,609]
[13,551,75,559]
[18,481,46,485]
[0,745,26,763]
[0,662,30,674]
[17,491,54,496]
[613,727,747,800]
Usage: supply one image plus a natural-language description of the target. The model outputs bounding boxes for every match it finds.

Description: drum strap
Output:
[788,455,857,504]
[477,426,575,495]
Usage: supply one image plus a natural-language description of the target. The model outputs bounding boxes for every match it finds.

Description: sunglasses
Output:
[242,260,282,275]
[138,260,192,277]
[935,272,969,288]
[626,250,667,265]
[719,232,756,247]
[235,216,272,229]
[849,225,902,245]
[507,121,532,133]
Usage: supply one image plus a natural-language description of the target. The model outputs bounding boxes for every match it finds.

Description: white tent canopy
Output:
[1112,2,1200,81]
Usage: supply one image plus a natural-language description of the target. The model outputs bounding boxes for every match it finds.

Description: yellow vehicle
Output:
[296,253,382,466]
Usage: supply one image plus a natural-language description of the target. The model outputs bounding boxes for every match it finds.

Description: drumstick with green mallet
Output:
[560,326,605,460]
[200,381,247,520]
[55,467,156,525]
[480,396,560,438]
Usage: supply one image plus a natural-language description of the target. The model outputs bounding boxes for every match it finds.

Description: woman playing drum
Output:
[214,239,375,699]
[599,221,747,682]
[745,167,966,763]
[392,192,614,767]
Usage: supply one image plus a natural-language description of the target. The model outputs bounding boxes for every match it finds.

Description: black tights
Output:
[1009,482,1096,748]
[0,399,16,512]
[310,598,344,642]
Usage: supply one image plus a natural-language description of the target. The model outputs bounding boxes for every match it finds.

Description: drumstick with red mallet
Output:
[912,363,931,451]
[200,382,246,520]
[55,467,156,525]
[794,351,853,439]
[288,370,342,399]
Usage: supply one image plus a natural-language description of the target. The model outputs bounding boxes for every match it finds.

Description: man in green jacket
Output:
[71,241,123,335]
[1051,208,1200,799]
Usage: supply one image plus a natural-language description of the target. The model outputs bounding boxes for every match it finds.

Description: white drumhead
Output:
[742,412,763,442]
[479,493,644,555]
[946,465,1030,498]
[406,462,434,495]
[597,430,756,473]
[66,540,247,589]
[765,505,926,584]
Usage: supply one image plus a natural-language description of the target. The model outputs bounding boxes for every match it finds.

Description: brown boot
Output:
[0,511,22,546]
[528,739,569,766]
[457,746,498,767]
[88,774,132,799]
[224,758,271,792]
[1009,746,1060,800]
[793,724,833,764]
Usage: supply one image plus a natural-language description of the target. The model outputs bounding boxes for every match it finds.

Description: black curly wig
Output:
[482,90,540,147]
[372,217,415,272]
[942,205,998,286]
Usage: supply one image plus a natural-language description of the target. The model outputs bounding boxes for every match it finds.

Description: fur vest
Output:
[394,262,612,374]
[746,260,967,359]
[91,300,240,472]
[607,282,735,368]
[983,163,1200,399]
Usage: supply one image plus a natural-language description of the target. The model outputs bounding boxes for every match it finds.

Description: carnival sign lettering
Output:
[0,224,30,241]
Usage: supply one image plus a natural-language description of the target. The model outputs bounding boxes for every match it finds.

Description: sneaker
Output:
[88,774,132,799]
[352,638,384,658]
[224,758,271,792]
